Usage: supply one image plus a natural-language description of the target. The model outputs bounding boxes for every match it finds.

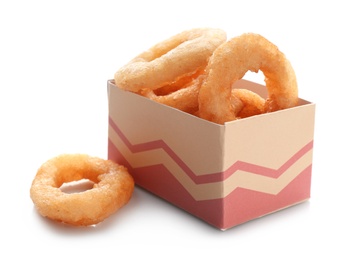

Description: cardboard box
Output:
[107,79,315,230]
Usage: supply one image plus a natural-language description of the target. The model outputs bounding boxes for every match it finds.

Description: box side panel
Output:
[220,86,315,229]
[107,80,226,228]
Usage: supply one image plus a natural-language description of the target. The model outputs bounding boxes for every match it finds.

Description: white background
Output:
[1,0,348,259]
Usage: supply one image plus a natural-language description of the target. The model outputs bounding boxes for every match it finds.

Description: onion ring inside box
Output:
[107,78,315,230]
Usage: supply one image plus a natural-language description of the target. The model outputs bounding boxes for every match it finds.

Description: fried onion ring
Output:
[232,88,265,118]
[152,67,204,96]
[114,28,227,92]
[139,71,205,114]
[30,154,134,226]
[198,33,298,124]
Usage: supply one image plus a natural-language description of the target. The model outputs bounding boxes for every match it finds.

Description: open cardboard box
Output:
[107,79,315,230]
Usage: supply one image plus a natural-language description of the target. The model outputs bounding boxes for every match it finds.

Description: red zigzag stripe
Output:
[109,117,313,184]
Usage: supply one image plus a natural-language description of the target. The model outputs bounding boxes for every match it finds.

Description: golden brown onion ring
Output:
[198,33,298,124]
[114,28,226,92]
[139,70,205,114]
[232,88,265,118]
[30,154,134,226]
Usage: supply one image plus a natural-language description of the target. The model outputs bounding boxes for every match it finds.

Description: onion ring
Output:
[151,67,204,96]
[198,33,298,124]
[232,88,265,118]
[114,28,227,92]
[30,154,134,226]
[139,71,205,114]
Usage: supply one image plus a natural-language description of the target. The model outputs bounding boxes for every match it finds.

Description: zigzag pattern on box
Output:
[108,117,313,200]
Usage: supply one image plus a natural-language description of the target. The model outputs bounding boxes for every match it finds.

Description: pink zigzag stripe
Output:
[109,117,313,184]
